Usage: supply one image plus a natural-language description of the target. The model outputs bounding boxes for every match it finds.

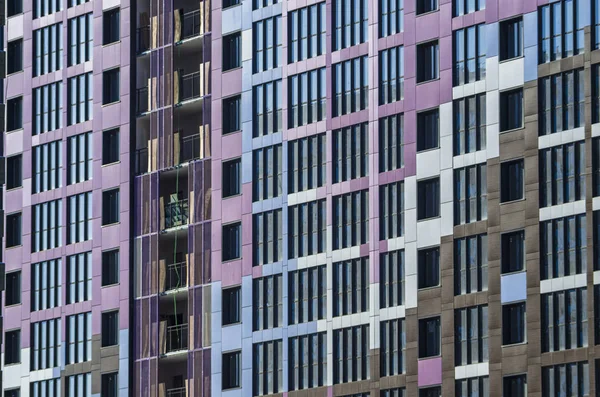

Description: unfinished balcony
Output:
[136,25,150,54]
[136,86,149,115]
[158,234,189,297]
[159,167,190,231]
[174,9,201,43]
[167,387,186,397]
[166,324,188,354]
[159,299,189,360]
[158,363,189,397]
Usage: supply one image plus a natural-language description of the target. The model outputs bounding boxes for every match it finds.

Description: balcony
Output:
[164,199,189,229]
[136,87,149,115]
[179,10,201,41]
[175,71,202,104]
[167,387,186,397]
[165,261,187,292]
[179,134,201,163]
[135,148,148,175]
[166,324,188,353]
[137,26,150,53]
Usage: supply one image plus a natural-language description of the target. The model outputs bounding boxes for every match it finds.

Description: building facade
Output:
[6,0,600,396]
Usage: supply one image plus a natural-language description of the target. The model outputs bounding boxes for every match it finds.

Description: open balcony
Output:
[166,324,188,353]
[137,26,150,54]
[164,199,189,229]
[175,9,201,42]
[175,71,202,104]
[136,86,149,115]
[159,167,190,231]
[167,387,187,397]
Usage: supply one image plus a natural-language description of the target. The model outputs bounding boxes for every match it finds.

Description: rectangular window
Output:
[288,199,326,258]
[332,0,368,51]
[542,288,587,352]
[593,64,600,124]
[31,259,62,311]
[500,88,523,131]
[223,95,241,135]
[380,182,404,240]
[418,247,440,289]
[8,0,23,16]
[333,190,369,249]
[223,32,241,71]
[539,0,584,63]
[503,375,526,397]
[101,373,118,397]
[288,3,326,63]
[7,97,23,132]
[501,230,525,274]
[253,209,283,266]
[254,16,282,73]
[67,252,92,304]
[542,362,589,397]
[379,46,404,105]
[30,319,60,370]
[222,286,241,326]
[419,316,441,358]
[223,222,242,261]
[380,0,404,37]
[102,128,120,165]
[32,199,63,252]
[500,17,523,61]
[417,108,439,151]
[102,250,119,286]
[596,212,600,271]
[102,68,120,105]
[420,387,441,397]
[253,0,277,10]
[67,132,93,185]
[288,333,327,390]
[288,265,326,324]
[67,192,92,244]
[502,302,525,345]
[333,325,370,383]
[417,41,439,83]
[6,271,21,306]
[380,250,404,308]
[7,155,23,190]
[103,8,120,45]
[101,311,119,347]
[595,0,600,49]
[333,56,369,117]
[454,0,485,16]
[68,14,93,66]
[253,274,283,331]
[417,0,437,14]
[454,164,487,224]
[456,377,490,397]
[333,257,369,316]
[455,234,488,295]
[333,123,368,182]
[253,80,283,137]
[102,189,120,225]
[7,213,23,248]
[541,214,586,279]
[33,140,62,193]
[454,94,486,155]
[453,24,486,86]
[223,351,242,390]
[380,318,406,376]
[253,340,283,396]
[69,0,90,6]
[8,39,23,74]
[455,305,489,365]
[33,81,63,135]
[288,133,326,193]
[68,73,94,125]
[5,330,21,364]
[500,159,524,203]
[594,138,600,196]
[540,142,585,207]
[253,144,283,201]
[223,158,241,198]
[539,69,584,135]
[65,373,91,397]
[379,113,404,172]
[33,0,62,18]
[66,312,92,364]
[418,178,440,220]
[33,23,63,77]
[30,380,61,397]
[288,68,327,128]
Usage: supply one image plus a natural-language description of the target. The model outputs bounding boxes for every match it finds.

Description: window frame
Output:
[499,88,523,132]
[102,8,120,45]
[499,17,523,61]
[500,159,525,203]
[102,249,120,287]
[101,310,119,347]
[222,350,242,390]
[418,316,441,358]
[102,188,120,226]
[222,157,242,198]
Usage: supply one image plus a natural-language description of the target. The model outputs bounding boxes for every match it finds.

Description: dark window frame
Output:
[418,316,441,358]
[6,212,23,248]
[102,8,120,45]
[6,154,23,190]
[222,350,242,390]
[222,222,242,261]
[5,329,21,365]
[102,128,120,165]
[5,271,21,306]
[223,32,242,72]
[500,159,524,203]
[417,108,439,152]
[418,247,440,289]
[417,177,440,220]
[7,39,23,74]
[500,88,523,132]
[102,188,120,226]
[222,158,242,198]
[416,40,439,83]
[102,249,120,286]
[222,95,242,135]
[501,230,525,274]
[502,302,526,345]
[102,68,120,105]
[222,286,241,326]
[101,310,119,347]
[500,17,523,61]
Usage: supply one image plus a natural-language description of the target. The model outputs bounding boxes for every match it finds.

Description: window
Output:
[502,302,525,345]
[539,69,584,135]
[6,213,22,248]
[101,311,118,347]
[542,362,589,397]
[542,288,587,352]
[223,351,241,390]
[333,325,370,383]
[8,0,23,16]
[103,8,120,45]
[66,312,92,364]
[6,271,21,306]
[417,178,440,220]
[103,68,120,105]
[101,373,118,397]
[380,0,404,37]
[33,23,63,76]
[289,333,327,390]
[67,192,92,244]
[454,94,486,155]
[253,80,283,137]
[417,0,437,14]
[65,373,91,397]
[419,317,440,358]
[417,41,439,83]
[380,319,406,376]
[30,319,60,369]
[7,155,22,190]
[500,18,523,61]
[419,387,441,397]
[31,259,62,311]
[254,16,282,73]
[5,330,21,364]
[333,190,369,249]
[223,0,240,7]
[456,377,489,397]
[69,0,90,6]
[7,97,23,132]
[453,25,486,86]
[223,95,241,134]
[380,250,405,308]
[288,133,326,193]
[253,144,283,201]
[253,340,283,396]
[539,0,584,63]
[33,82,63,135]
[594,138,600,196]
[7,39,23,74]
[31,379,61,397]
[68,14,93,66]
[455,305,488,365]
[288,199,326,258]
[67,252,92,304]
[288,68,327,127]
[288,3,326,63]
[33,199,63,252]
[503,375,526,397]
[454,164,487,224]
[540,142,585,207]
[380,182,404,240]
[34,0,62,17]
[4,389,20,397]
[102,250,119,286]
[333,56,369,117]
[382,389,405,397]
[595,0,600,49]
[102,189,120,225]
[222,222,241,261]
[501,230,525,274]
[68,73,93,125]
[500,159,524,202]
[418,247,440,289]
[67,132,92,185]
[333,123,368,182]
[417,109,439,151]
[541,214,586,279]
[253,274,283,330]
[333,257,369,316]
[379,46,404,104]
[223,32,241,71]
[253,209,283,266]
[289,265,326,324]
[102,128,120,165]
[332,0,368,51]
[500,88,523,131]
[253,0,277,10]
[223,158,241,198]
[454,0,485,16]
[596,212,600,271]
[33,141,62,194]
[455,234,488,295]
[223,287,241,325]
[379,113,404,172]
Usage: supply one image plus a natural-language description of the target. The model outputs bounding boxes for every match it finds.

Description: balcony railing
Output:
[181,10,201,40]
[164,199,189,229]
[135,148,148,175]
[137,26,150,53]
[178,72,201,103]
[166,261,187,291]
[180,134,201,163]
[166,324,188,353]
[167,387,186,397]
[136,87,149,115]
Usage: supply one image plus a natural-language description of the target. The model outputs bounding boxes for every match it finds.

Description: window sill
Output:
[101,344,119,350]
[101,283,120,288]
[102,222,121,228]
[416,77,440,86]
[499,125,524,134]
[417,215,441,222]
[6,128,24,135]
[501,269,526,277]
[7,70,24,78]
[6,186,23,192]
[222,66,242,74]
[222,322,241,328]
[222,129,242,137]
[416,9,439,17]
[102,161,121,167]
[222,3,242,11]
[418,284,441,291]
[223,193,242,200]
[418,354,442,361]
[222,386,243,392]
[500,197,525,205]
[102,100,121,108]
[416,146,440,154]
[502,341,527,348]
[6,245,22,250]
[499,55,524,64]
[222,257,242,264]
[5,303,21,308]
[7,13,24,19]
[102,40,121,48]
[4,362,21,367]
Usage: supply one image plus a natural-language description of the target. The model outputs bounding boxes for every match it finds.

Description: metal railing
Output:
[136,87,149,115]
[181,10,201,40]
[167,387,186,397]
[179,72,201,103]
[164,199,189,229]
[166,261,187,291]
[180,134,201,163]
[166,324,189,353]
[137,26,150,53]
[135,148,148,175]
